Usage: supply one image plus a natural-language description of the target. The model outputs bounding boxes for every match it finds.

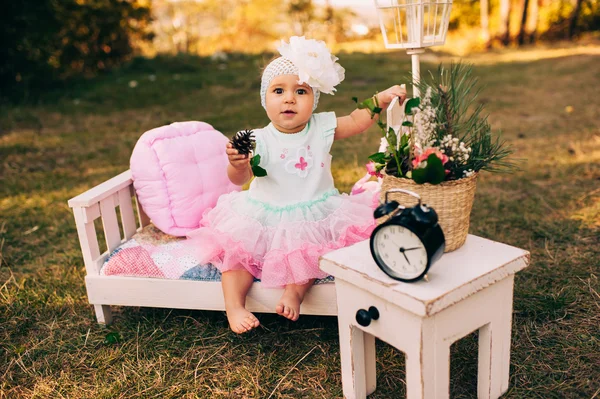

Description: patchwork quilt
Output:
[101,225,334,284]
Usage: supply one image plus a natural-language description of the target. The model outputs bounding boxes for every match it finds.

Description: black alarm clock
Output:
[370,189,445,282]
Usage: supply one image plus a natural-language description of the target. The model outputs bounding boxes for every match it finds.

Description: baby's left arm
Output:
[334,85,407,140]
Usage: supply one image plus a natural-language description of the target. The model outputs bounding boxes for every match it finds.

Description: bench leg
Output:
[94,305,113,325]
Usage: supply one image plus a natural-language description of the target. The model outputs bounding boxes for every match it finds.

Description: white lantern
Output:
[373,0,453,96]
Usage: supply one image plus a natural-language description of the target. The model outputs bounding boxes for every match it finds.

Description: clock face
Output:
[373,224,428,280]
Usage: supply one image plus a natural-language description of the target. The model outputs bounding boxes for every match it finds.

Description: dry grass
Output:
[1,42,599,398]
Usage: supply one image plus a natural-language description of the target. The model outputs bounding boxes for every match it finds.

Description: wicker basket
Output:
[380,172,478,252]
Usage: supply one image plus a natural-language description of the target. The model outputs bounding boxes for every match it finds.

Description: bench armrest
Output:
[68,170,149,275]
[68,170,134,208]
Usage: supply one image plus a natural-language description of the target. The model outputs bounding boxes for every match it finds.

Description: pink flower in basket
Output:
[412,148,449,169]
[366,161,383,178]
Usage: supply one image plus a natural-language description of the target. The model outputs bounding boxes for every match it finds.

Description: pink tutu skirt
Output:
[186,189,378,288]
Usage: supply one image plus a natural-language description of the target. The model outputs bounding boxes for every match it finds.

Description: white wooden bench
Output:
[68,96,408,326]
[68,170,338,325]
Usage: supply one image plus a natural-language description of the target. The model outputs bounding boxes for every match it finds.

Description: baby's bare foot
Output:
[275,288,302,321]
[226,306,260,334]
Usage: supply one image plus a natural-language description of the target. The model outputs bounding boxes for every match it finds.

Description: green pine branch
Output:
[414,62,518,176]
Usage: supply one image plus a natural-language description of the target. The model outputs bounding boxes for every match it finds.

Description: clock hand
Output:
[389,237,422,252]
[402,251,411,265]
[390,239,411,249]
[389,238,401,248]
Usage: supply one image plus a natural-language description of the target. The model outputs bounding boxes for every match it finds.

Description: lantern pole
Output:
[406,48,424,98]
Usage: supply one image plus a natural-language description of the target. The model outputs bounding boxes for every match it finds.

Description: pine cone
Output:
[230,129,255,155]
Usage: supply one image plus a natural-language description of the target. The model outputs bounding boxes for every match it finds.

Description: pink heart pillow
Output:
[130,121,240,236]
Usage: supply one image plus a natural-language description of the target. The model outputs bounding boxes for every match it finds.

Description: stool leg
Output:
[406,349,429,399]
[364,333,376,395]
[490,278,514,398]
[405,320,450,399]
[477,323,492,398]
[338,318,367,399]
[431,342,450,399]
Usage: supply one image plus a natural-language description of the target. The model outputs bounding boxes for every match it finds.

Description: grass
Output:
[1,43,599,398]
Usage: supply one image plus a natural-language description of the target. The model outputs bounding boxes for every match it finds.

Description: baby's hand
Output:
[226,142,250,170]
[376,84,407,109]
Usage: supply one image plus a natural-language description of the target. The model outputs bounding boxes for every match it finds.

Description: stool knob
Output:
[355,306,380,327]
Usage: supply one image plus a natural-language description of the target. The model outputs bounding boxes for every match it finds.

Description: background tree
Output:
[151,0,216,55]
[518,0,531,44]
[480,0,491,48]
[498,0,513,45]
[215,0,284,53]
[568,0,585,38]
[540,0,599,40]
[289,0,316,36]
[0,0,152,101]
[323,0,336,46]
[526,0,540,43]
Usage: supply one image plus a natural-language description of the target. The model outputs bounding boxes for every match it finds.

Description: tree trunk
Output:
[324,0,335,48]
[498,0,512,45]
[527,0,539,43]
[480,0,491,48]
[568,0,584,39]
[518,0,530,45]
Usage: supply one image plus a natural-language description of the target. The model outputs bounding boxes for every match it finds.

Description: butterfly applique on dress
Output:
[284,147,313,178]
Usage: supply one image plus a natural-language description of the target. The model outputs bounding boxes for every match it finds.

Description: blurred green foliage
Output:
[0,0,152,102]
[449,0,482,30]
[542,0,600,39]
[2,0,599,103]
[448,0,600,40]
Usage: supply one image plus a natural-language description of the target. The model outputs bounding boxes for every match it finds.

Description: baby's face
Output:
[265,74,314,133]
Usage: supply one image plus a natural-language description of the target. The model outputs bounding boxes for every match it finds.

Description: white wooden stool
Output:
[319,235,530,399]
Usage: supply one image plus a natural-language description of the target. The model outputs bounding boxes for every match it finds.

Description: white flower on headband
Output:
[277,36,345,95]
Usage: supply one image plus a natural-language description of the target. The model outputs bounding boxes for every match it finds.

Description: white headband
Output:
[260,36,345,111]
[260,57,320,111]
